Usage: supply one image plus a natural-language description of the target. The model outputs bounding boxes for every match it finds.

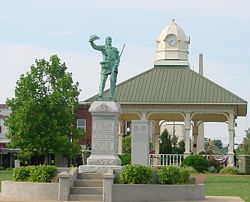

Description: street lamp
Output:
[126,127,131,135]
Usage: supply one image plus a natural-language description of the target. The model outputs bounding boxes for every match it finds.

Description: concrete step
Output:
[70,187,103,195]
[74,180,103,187]
[68,194,102,201]
[69,201,102,202]
[77,173,103,180]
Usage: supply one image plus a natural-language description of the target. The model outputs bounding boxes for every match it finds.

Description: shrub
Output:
[182,166,197,174]
[179,167,191,184]
[207,166,218,173]
[119,164,152,184]
[219,167,240,175]
[158,166,190,184]
[151,168,159,184]
[182,155,210,173]
[118,153,131,166]
[208,158,223,173]
[13,167,30,181]
[158,166,180,184]
[28,165,57,182]
[13,165,57,182]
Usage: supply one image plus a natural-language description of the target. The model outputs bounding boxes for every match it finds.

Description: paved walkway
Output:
[172,196,245,202]
[0,195,245,202]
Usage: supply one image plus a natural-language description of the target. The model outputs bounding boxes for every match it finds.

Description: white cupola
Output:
[154,19,190,67]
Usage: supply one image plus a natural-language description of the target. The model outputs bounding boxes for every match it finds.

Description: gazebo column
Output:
[154,120,160,154]
[118,121,125,154]
[228,113,235,167]
[184,113,191,158]
[192,122,198,155]
[197,122,205,153]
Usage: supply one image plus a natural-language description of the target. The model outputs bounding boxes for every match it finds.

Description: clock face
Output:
[166,34,177,46]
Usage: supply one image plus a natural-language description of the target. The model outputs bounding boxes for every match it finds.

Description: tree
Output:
[122,135,131,154]
[171,134,178,154]
[5,55,81,164]
[177,140,185,154]
[160,129,172,154]
[213,139,223,150]
[238,131,250,155]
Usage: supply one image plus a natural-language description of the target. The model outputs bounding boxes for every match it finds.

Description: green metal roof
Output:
[85,66,247,115]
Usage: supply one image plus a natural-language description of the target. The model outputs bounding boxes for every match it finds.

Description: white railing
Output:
[149,154,228,167]
[149,154,184,167]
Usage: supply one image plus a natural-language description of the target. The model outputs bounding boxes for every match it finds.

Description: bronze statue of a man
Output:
[89,35,120,99]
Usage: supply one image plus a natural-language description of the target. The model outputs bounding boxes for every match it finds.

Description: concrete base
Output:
[113,184,205,202]
[79,164,122,174]
[87,155,121,166]
[1,181,58,201]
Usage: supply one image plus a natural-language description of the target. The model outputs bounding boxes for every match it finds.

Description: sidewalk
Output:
[172,196,245,202]
[0,195,245,202]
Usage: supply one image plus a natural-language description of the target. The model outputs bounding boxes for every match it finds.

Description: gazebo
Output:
[83,20,247,167]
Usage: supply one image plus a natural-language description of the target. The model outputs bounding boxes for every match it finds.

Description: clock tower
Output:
[154,19,190,67]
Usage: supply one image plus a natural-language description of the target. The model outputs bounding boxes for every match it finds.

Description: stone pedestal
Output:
[131,120,150,165]
[79,101,121,173]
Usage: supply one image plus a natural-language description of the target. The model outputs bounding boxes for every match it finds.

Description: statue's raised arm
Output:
[89,35,103,51]
[89,35,121,100]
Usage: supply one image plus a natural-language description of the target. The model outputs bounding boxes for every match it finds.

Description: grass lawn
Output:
[0,170,13,192]
[205,175,250,202]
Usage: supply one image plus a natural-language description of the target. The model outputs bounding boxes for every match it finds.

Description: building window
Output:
[77,119,86,130]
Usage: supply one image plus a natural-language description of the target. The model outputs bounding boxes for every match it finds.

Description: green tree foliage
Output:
[118,153,131,166]
[160,129,172,154]
[182,155,210,173]
[238,131,250,154]
[122,135,131,154]
[205,139,227,155]
[177,140,185,154]
[119,135,131,165]
[5,55,81,164]
[213,139,223,150]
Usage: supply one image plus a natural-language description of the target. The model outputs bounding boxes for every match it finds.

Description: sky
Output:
[1,0,250,146]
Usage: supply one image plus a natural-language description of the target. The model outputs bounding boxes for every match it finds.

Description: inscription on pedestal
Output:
[92,120,117,155]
